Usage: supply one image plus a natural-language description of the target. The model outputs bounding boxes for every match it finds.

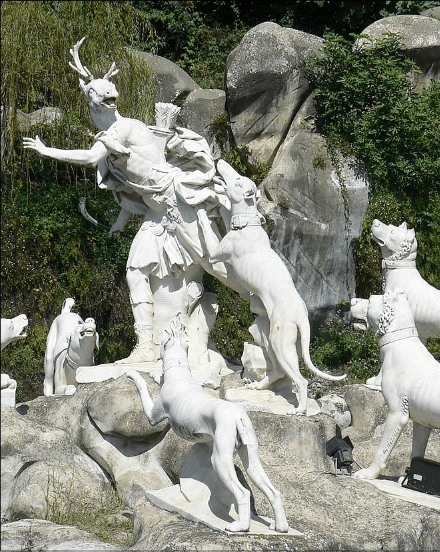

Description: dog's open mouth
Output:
[102,98,118,109]
[80,327,96,337]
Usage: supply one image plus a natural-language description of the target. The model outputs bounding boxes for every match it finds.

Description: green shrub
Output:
[307,321,381,383]
[305,33,440,296]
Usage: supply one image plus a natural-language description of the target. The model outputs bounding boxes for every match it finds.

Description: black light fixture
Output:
[325,434,354,471]
[401,457,440,497]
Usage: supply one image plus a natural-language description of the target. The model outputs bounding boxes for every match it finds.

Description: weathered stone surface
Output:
[357,15,440,91]
[177,88,226,158]
[225,22,323,167]
[260,119,369,329]
[421,6,440,20]
[86,375,168,440]
[1,403,113,521]
[318,393,351,429]
[133,50,200,104]
[9,378,172,509]
[1,520,126,551]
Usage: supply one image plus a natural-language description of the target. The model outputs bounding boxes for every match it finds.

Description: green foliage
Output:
[307,321,381,383]
[203,273,254,364]
[306,33,440,295]
[135,1,246,88]
[44,471,133,547]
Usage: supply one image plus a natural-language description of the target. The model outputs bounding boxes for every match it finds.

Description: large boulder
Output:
[225,22,323,168]
[1,403,114,521]
[225,22,368,327]
[177,88,226,158]
[259,96,369,328]
[133,51,200,105]
[357,15,440,91]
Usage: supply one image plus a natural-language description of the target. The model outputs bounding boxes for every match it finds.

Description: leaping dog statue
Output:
[127,314,289,533]
[197,160,346,415]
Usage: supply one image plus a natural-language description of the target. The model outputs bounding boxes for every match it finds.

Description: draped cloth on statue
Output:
[96,125,224,279]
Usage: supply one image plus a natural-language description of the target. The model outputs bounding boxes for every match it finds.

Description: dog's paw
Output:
[64,385,77,396]
[353,467,378,480]
[225,519,250,533]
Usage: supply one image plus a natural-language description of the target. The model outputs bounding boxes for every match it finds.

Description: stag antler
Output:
[69,36,94,81]
[103,61,119,80]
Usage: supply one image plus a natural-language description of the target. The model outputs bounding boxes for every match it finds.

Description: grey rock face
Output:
[133,51,200,105]
[260,127,369,329]
[225,22,323,168]
[358,15,440,92]
[177,88,226,158]
[1,403,114,521]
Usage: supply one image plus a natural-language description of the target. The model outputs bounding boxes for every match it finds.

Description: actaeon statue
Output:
[24,37,240,366]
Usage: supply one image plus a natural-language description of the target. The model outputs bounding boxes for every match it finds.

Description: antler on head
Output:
[69,37,94,81]
[103,61,119,80]
[69,36,119,83]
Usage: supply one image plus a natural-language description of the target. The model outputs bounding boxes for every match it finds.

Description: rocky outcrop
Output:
[133,51,201,105]
[357,15,440,92]
[176,88,226,158]
[224,22,369,327]
[2,383,440,551]
[225,22,323,168]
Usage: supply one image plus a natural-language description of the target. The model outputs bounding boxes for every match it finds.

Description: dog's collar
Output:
[230,213,265,230]
[162,357,190,372]
[377,327,418,348]
[382,259,416,270]
[65,352,82,370]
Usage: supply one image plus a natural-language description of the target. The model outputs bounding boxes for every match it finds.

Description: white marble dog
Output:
[126,315,289,533]
[197,160,346,415]
[366,220,440,386]
[351,288,440,480]
[44,298,99,396]
[1,314,28,351]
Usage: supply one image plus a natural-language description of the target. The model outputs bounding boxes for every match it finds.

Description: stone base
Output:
[224,386,321,416]
[76,360,231,389]
[146,443,304,537]
[360,478,440,512]
[75,362,157,384]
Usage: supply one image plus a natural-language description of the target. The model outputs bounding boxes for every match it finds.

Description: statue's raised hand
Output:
[23,135,48,157]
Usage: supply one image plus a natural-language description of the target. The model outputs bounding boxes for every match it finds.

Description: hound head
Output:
[216,159,258,206]
[371,220,417,260]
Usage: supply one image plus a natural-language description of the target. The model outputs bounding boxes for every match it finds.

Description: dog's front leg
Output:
[353,401,409,479]
[197,209,228,264]
[126,370,167,425]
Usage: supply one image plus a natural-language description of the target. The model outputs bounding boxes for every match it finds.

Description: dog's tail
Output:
[299,321,347,382]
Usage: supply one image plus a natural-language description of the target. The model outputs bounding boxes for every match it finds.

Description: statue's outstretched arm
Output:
[23,135,108,168]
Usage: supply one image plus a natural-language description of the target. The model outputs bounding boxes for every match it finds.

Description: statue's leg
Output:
[237,441,289,533]
[150,266,205,363]
[115,268,156,363]
[210,420,251,532]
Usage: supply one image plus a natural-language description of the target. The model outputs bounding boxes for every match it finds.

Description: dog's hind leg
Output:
[270,321,308,415]
[411,422,432,459]
[211,418,251,532]
[354,398,410,479]
[237,429,289,533]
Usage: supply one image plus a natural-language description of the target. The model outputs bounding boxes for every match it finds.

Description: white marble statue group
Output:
[2,37,438,533]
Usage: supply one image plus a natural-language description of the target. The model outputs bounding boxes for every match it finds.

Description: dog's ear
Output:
[95,332,100,351]
[407,228,415,240]
[399,222,408,230]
